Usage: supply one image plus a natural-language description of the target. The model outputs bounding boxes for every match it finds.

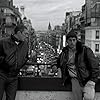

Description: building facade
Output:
[85,26,100,55]
[0,0,21,38]
[85,0,100,56]
[65,11,81,32]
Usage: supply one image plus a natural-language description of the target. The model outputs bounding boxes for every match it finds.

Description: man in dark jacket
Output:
[52,29,99,100]
[0,24,28,100]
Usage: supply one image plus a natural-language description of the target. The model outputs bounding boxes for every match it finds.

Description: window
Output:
[95,44,99,52]
[96,30,99,39]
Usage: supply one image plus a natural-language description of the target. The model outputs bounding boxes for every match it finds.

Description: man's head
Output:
[66,29,77,50]
[13,24,27,41]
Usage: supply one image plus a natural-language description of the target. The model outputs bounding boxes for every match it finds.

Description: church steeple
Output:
[48,22,52,30]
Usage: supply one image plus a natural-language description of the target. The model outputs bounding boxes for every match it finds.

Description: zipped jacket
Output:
[0,35,28,76]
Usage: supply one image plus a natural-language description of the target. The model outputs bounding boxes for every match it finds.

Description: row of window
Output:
[95,30,100,52]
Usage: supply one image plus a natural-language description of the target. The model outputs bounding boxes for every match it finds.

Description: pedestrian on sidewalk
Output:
[0,24,29,100]
[52,29,99,100]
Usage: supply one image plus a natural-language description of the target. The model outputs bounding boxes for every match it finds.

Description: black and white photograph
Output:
[0,0,100,100]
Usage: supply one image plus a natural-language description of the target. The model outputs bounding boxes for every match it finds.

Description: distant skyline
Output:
[13,0,85,31]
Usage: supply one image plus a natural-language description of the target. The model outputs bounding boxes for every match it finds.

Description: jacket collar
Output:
[62,41,83,54]
[11,34,22,44]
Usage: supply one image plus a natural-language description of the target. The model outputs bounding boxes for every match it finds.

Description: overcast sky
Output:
[13,0,85,31]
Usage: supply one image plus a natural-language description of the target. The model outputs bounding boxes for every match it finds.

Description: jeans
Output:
[71,78,83,100]
[0,72,18,100]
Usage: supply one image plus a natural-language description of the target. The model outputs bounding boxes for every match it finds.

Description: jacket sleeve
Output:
[86,47,100,83]
[0,39,5,64]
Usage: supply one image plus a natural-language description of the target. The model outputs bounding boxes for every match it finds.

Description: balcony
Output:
[2,63,100,100]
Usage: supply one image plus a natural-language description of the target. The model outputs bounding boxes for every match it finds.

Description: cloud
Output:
[13,0,85,31]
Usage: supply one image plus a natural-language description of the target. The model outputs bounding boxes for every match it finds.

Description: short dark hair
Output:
[14,24,27,34]
[66,29,77,40]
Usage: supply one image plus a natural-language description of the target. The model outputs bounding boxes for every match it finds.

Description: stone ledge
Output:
[15,91,100,100]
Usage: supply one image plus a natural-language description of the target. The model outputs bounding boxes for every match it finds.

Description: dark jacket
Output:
[0,35,28,76]
[56,41,99,86]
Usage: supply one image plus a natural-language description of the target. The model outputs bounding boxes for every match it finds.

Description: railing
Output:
[19,63,58,78]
